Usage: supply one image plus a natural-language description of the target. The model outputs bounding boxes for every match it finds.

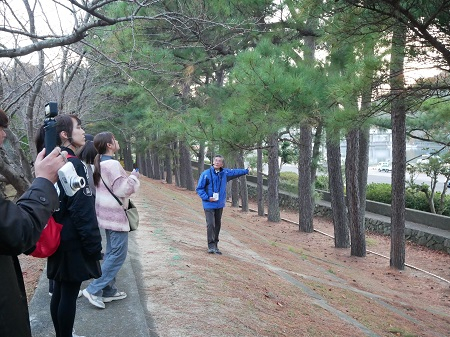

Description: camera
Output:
[44,102,86,196]
[58,162,86,196]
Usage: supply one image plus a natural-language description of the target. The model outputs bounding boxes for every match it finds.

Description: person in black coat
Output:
[0,109,67,337]
[37,114,102,337]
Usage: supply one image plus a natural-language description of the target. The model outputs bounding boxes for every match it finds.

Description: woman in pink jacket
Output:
[81,132,140,309]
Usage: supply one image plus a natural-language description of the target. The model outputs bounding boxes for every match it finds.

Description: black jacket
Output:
[0,177,58,337]
[47,149,102,282]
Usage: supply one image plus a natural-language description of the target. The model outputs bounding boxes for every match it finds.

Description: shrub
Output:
[367,183,450,215]
[315,175,329,191]
[405,189,430,212]
[279,172,298,194]
[366,183,392,204]
[279,171,299,185]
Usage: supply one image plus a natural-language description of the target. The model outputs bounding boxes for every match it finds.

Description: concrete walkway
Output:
[29,234,151,337]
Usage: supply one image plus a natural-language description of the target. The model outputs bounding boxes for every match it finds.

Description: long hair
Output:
[93,131,115,187]
[77,140,97,164]
[77,134,97,165]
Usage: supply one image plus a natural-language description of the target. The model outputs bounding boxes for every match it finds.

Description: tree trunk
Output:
[231,156,240,207]
[358,127,370,214]
[298,25,316,233]
[231,177,239,207]
[346,129,366,257]
[390,23,407,270]
[123,140,133,171]
[237,150,249,212]
[173,142,180,187]
[197,141,205,180]
[311,121,323,183]
[298,125,314,233]
[152,150,161,179]
[267,133,280,222]
[165,150,172,184]
[25,50,44,181]
[326,129,349,248]
[0,149,30,199]
[358,30,376,219]
[136,153,145,177]
[179,141,195,191]
[146,150,154,179]
[257,146,264,216]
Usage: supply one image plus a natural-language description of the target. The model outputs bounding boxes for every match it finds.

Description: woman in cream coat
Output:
[81,132,139,309]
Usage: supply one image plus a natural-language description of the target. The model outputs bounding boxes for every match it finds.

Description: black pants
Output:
[204,208,223,250]
[50,280,82,337]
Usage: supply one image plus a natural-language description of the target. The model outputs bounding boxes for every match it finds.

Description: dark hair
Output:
[55,114,81,146]
[77,140,97,165]
[34,114,81,153]
[93,131,115,186]
[0,109,9,128]
[35,125,45,152]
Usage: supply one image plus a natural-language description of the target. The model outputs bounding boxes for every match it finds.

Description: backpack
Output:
[30,154,76,258]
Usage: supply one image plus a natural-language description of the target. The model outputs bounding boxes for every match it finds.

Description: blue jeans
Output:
[86,229,128,297]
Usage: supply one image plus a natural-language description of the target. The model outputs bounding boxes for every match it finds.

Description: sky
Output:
[0,0,79,65]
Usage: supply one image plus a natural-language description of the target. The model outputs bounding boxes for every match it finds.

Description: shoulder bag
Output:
[30,216,63,258]
[101,176,139,231]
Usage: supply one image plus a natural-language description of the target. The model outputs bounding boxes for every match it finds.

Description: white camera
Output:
[58,162,86,196]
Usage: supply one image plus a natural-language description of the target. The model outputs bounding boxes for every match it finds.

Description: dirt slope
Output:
[21,176,450,337]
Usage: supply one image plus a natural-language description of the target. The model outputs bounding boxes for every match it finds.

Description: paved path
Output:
[29,232,152,337]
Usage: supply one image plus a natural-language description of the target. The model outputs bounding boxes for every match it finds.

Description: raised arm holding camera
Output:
[0,108,67,337]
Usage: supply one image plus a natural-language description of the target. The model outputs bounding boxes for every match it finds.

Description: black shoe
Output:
[208,248,215,254]
[214,249,222,255]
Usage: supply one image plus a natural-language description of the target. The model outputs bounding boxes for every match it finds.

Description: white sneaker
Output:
[82,289,105,309]
[102,291,127,303]
[72,329,85,337]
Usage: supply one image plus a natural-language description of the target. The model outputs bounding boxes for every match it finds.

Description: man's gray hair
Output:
[213,154,225,166]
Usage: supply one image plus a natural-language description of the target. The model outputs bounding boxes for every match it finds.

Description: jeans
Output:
[86,229,128,297]
[204,208,223,249]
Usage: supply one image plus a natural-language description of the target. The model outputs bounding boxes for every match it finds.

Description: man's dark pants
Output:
[204,208,223,250]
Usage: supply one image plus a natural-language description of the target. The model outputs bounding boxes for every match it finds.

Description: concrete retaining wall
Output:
[247,183,450,254]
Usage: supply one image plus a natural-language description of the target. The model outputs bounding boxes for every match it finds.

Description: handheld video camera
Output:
[44,102,86,196]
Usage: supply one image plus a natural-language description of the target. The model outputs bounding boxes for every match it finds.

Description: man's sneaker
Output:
[103,291,127,303]
[214,248,222,255]
[207,248,215,254]
[82,289,105,309]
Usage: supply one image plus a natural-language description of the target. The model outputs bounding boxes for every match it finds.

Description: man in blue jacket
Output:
[196,155,248,254]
